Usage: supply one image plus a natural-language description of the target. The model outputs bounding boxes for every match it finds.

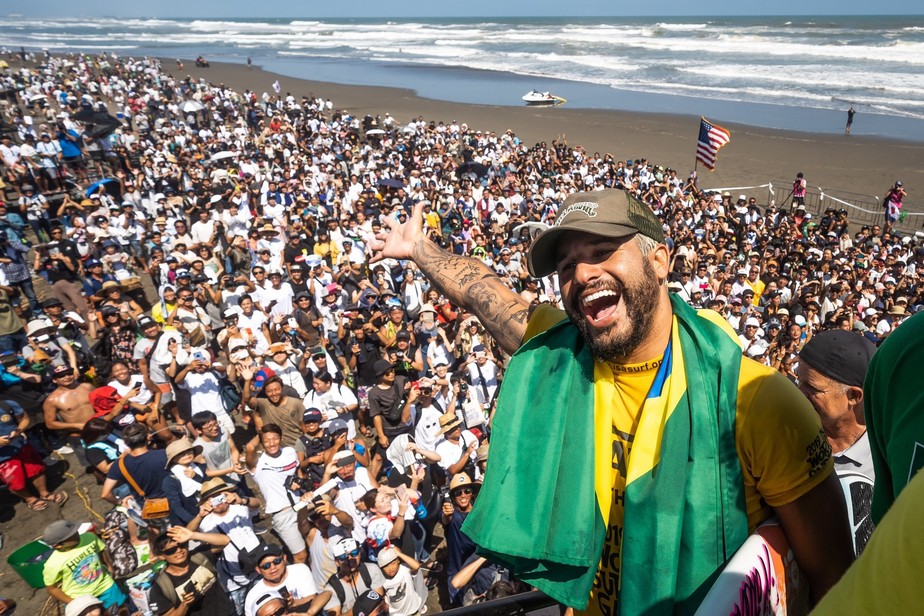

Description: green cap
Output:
[527,190,664,277]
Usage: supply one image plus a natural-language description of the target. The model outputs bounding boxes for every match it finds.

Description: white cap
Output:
[745,317,761,327]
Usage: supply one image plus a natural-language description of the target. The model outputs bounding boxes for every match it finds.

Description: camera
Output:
[284,474,309,494]
[191,275,210,285]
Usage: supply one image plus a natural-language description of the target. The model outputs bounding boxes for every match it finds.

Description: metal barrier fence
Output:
[708,180,924,236]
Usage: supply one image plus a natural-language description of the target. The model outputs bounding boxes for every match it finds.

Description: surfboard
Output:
[694,521,810,616]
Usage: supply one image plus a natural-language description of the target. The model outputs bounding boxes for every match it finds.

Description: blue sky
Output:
[10,1,923,18]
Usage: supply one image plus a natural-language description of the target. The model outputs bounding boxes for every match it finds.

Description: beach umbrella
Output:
[378,178,404,189]
[26,93,47,103]
[209,151,238,163]
[85,178,121,199]
[365,129,386,136]
[179,100,205,113]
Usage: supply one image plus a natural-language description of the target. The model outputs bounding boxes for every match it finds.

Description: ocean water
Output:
[2,15,923,140]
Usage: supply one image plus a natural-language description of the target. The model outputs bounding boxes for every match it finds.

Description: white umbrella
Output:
[27,93,47,102]
[401,126,416,133]
[365,128,386,136]
[208,151,238,163]
[179,100,205,113]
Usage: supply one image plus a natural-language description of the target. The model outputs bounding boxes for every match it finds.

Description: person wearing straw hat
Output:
[440,472,481,605]
[188,478,263,614]
[372,191,851,613]
[434,413,478,479]
[162,438,206,526]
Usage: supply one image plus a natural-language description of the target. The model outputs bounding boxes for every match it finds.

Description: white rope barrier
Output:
[702,183,775,195]
[819,190,924,218]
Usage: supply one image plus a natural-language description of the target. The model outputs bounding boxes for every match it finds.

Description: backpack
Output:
[326,563,373,606]
[100,508,138,578]
[213,370,243,413]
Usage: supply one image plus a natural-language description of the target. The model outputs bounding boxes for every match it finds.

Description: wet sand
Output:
[179,60,924,206]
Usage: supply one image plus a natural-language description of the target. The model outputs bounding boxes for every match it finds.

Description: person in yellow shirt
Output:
[370,189,854,614]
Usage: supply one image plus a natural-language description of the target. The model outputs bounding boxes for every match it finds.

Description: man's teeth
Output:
[582,290,618,306]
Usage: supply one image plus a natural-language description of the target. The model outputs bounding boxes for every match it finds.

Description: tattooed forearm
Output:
[411,239,530,355]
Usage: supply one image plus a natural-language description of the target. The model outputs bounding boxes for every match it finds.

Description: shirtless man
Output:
[42,365,102,457]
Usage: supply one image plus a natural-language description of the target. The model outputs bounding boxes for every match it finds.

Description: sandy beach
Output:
[176,60,924,210]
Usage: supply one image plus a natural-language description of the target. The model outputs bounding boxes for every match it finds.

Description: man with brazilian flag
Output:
[371,189,854,614]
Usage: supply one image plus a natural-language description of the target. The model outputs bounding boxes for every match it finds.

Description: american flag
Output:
[696,117,731,171]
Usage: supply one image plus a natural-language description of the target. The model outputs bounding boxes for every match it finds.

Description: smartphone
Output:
[193,351,206,362]
[335,454,356,468]
[209,494,227,507]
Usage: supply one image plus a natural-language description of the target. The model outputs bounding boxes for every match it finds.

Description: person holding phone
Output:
[147,526,234,616]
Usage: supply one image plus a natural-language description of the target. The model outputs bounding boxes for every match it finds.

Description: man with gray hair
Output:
[798,329,878,555]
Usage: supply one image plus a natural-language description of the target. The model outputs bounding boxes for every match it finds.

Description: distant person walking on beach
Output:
[247,56,253,69]
[792,172,807,207]
[884,181,906,231]
[845,106,856,134]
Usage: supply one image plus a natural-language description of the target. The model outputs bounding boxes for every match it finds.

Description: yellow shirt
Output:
[523,305,832,616]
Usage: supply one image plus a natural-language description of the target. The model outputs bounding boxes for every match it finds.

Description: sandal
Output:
[26,498,48,511]
[44,491,69,505]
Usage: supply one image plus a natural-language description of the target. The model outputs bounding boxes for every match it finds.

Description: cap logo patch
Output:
[554,201,597,226]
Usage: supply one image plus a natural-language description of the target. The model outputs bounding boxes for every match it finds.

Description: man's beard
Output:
[565,257,661,363]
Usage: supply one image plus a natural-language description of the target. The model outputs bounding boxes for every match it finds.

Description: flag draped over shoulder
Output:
[696,117,731,171]
[462,296,749,613]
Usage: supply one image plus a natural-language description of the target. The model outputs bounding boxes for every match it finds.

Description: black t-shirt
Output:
[105,449,169,500]
[148,561,234,616]
[41,257,78,283]
[368,377,411,437]
[349,339,382,387]
[284,240,315,265]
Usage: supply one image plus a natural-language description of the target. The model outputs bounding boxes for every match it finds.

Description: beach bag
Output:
[101,508,138,578]
[118,455,170,520]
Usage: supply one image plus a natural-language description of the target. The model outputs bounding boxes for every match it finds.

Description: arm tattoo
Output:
[412,239,530,354]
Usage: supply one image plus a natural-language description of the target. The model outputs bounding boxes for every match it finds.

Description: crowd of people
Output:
[0,51,920,615]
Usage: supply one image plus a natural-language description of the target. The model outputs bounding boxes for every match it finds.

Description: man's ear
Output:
[651,243,671,281]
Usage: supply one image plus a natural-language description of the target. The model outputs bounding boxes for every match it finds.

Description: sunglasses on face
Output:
[335,549,360,561]
[264,606,287,616]
[419,388,432,395]
[452,487,474,497]
[259,556,285,570]
[163,542,189,556]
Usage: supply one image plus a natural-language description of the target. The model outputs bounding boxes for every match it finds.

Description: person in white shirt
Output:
[377,546,429,616]
[243,543,331,616]
[414,378,446,452]
[172,356,235,434]
[191,480,263,614]
[264,342,309,400]
[245,425,308,563]
[261,271,294,319]
[237,294,271,356]
[434,413,479,478]
[327,450,378,543]
[304,371,359,439]
[189,207,217,248]
[464,345,499,408]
